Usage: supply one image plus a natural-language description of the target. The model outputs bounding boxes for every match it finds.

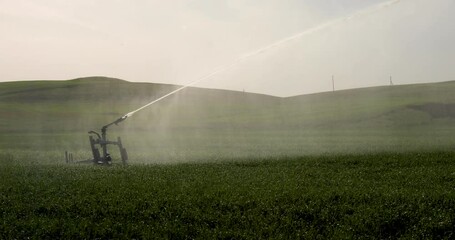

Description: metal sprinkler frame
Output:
[88,115,129,165]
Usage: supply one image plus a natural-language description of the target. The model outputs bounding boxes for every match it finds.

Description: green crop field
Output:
[2,152,455,238]
[2,77,455,238]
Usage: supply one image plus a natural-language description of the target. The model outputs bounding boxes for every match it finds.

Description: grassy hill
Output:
[1,77,455,164]
[0,77,278,132]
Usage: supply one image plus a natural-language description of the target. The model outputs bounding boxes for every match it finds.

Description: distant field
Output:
[1,77,455,164]
[1,152,455,239]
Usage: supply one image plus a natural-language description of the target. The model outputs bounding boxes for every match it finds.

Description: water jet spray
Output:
[67,0,402,165]
[121,0,402,118]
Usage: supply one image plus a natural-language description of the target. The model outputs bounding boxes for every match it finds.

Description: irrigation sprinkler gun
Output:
[88,115,129,165]
[66,114,129,165]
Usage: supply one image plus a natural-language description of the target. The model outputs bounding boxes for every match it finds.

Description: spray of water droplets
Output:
[122,0,401,119]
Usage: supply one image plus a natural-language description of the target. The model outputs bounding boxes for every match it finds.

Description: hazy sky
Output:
[1,0,454,96]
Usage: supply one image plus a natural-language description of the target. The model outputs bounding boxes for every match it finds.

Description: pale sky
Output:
[1,0,454,96]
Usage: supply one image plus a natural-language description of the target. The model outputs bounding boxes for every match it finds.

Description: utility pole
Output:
[332,75,335,92]
[390,76,393,86]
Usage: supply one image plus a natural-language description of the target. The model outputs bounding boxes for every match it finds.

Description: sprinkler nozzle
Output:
[114,115,128,125]
[102,114,130,131]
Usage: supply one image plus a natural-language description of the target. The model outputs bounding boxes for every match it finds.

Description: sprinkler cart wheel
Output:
[88,132,128,165]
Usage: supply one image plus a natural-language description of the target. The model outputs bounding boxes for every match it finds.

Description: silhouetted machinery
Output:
[66,115,129,165]
[88,115,129,165]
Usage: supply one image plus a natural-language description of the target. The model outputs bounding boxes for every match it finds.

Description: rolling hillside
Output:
[1,77,455,163]
[0,77,278,132]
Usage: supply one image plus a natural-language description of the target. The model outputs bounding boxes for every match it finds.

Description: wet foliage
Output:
[1,152,455,239]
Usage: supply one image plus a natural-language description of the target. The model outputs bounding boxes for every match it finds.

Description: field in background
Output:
[1,77,455,164]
